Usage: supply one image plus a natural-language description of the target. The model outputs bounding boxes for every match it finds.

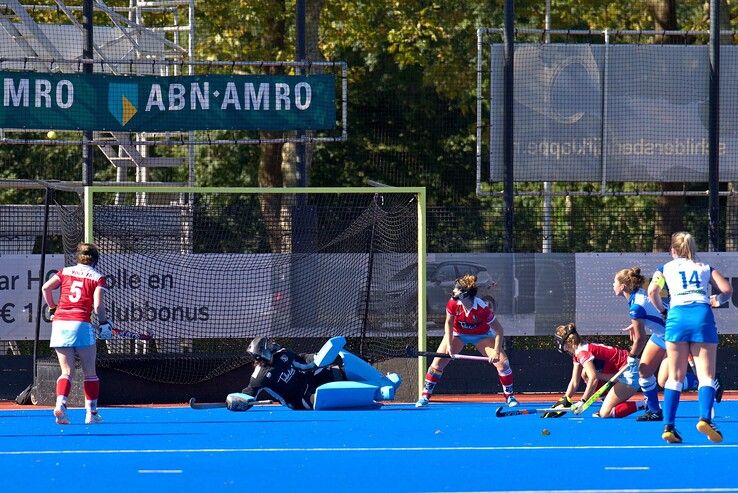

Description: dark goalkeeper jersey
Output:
[242,349,338,410]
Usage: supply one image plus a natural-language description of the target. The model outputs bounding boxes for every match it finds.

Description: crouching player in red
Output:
[416,274,517,408]
[224,336,402,411]
[547,323,646,418]
[41,242,112,425]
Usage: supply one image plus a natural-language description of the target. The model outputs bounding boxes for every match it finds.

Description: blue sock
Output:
[663,388,681,425]
[698,385,716,421]
[685,373,698,390]
[644,387,661,413]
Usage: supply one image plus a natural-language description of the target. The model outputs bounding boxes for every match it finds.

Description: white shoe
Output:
[415,396,430,408]
[506,395,519,407]
[85,411,103,424]
[54,405,70,425]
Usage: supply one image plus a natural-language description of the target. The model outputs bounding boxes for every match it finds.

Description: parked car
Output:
[359,261,498,331]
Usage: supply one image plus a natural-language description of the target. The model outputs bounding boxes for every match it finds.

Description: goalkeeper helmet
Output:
[247,337,280,363]
[451,275,478,300]
[554,323,578,354]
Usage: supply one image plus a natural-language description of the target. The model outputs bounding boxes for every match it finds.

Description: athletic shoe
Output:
[85,411,103,424]
[636,409,663,422]
[54,405,70,425]
[662,424,682,444]
[715,374,724,403]
[591,411,601,418]
[506,395,519,407]
[696,418,723,443]
[415,396,430,408]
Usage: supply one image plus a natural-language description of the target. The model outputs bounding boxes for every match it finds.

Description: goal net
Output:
[53,186,425,384]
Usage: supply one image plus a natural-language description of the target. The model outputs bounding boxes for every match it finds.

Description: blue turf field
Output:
[1,400,737,492]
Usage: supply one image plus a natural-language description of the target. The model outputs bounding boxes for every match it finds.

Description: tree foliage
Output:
[1,0,729,252]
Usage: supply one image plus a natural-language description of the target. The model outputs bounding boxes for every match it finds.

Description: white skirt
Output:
[50,320,96,348]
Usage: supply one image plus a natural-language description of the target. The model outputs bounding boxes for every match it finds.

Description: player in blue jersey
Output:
[600,267,661,419]
[648,232,731,444]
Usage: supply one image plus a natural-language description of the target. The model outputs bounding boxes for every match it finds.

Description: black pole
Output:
[708,0,720,251]
[82,0,94,186]
[32,187,53,387]
[296,0,307,187]
[502,0,514,253]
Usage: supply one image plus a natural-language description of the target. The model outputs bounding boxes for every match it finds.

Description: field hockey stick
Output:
[188,397,272,410]
[495,406,567,418]
[111,327,152,341]
[404,345,489,362]
[572,363,630,415]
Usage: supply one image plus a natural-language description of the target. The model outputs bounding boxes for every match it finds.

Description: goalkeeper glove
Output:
[97,321,113,340]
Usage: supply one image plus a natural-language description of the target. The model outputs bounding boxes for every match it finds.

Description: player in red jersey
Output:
[546,323,647,418]
[42,243,112,425]
[416,274,517,407]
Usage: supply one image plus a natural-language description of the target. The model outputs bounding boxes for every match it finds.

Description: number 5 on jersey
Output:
[68,280,83,303]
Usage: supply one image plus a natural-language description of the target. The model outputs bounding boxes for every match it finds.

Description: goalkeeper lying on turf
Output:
[225,336,402,411]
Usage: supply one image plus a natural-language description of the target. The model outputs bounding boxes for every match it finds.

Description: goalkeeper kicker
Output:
[221,336,402,411]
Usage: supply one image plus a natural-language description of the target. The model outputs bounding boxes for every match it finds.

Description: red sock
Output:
[498,367,514,396]
[613,401,638,418]
[83,376,100,402]
[422,367,443,398]
[56,375,71,398]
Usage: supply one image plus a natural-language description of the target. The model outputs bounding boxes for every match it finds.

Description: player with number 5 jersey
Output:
[42,242,112,426]
[648,232,732,444]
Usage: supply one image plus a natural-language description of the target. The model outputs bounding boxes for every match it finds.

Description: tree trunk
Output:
[645,0,685,251]
[259,4,287,252]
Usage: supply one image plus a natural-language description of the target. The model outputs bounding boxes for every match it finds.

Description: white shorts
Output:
[454,330,495,345]
[50,320,96,348]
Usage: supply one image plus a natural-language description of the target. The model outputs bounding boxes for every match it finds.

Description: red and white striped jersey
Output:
[446,297,495,335]
[573,342,628,375]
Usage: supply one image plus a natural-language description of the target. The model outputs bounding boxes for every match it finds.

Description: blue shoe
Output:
[506,395,519,407]
[415,396,430,408]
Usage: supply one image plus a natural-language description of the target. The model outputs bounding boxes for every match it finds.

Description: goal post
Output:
[77,185,426,392]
